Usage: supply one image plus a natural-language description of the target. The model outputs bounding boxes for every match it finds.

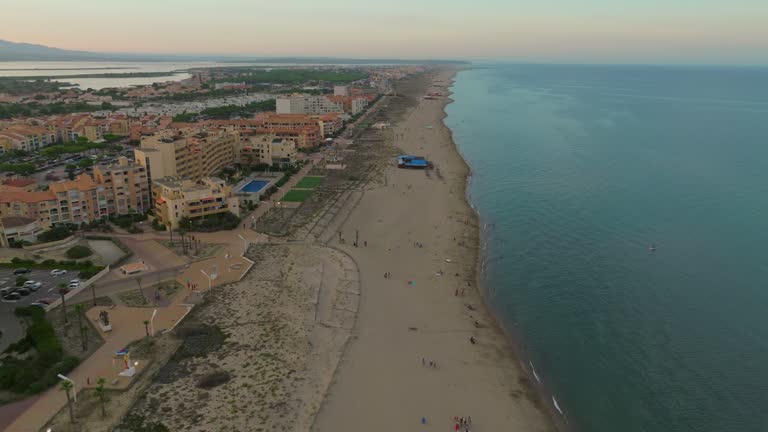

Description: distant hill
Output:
[0,40,104,61]
[0,39,468,65]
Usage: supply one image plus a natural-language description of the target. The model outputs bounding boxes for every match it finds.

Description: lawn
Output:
[282,189,313,202]
[294,176,323,189]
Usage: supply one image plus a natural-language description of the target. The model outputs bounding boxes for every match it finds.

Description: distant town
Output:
[0,65,421,241]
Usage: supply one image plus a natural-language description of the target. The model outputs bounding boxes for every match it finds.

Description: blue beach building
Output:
[397,155,430,169]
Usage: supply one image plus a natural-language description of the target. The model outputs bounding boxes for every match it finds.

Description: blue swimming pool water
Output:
[239,180,269,193]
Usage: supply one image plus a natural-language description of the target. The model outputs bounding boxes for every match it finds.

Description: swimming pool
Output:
[239,179,270,193]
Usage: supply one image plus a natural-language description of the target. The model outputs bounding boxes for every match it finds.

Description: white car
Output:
[69,279,80,285]
[68,282,81,289]
[50,269,68,276]
[22,281,42,291]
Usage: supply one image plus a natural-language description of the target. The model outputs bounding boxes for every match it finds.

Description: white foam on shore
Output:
[552,396,564,415]
[529,361,541,383]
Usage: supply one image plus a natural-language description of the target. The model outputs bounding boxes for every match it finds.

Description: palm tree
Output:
[177,228,187,255]
[136,277,144,301]
[74,304,87,351]
[58,283,69,336]
[143,320,150,337]
[60,380,76,423]
[95,378,107,418]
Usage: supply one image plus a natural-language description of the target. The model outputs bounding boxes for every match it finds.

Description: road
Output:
[67,266,185,304]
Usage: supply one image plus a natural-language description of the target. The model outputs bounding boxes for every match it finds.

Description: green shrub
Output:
[151,219,166,232]
[37,225,72,243]
[79,268,100,279]
[66,245,93,259]
[0,306,76,395]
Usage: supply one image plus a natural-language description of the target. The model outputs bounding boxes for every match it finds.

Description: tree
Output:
[78,158,93,169]
[143,320,150,337]
[177,228,187,255]
[75,304,87,352]
[59,283,69,336]
[65,163,77,180]
[60,379,76,423]
[95,378,108,418]
[136,277,144,300]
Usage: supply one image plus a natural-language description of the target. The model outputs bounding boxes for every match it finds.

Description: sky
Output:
[2,0,768,64]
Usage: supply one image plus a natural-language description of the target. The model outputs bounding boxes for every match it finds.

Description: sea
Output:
[445,63,768,432]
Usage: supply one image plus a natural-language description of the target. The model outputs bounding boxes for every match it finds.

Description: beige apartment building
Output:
[0,190,59,229]
[0,159,149,229]
[276,95,343,115]
[92,156,152,214]
[152,177,239,229]
[135,127,239,182]
[0,125,57,152]
[238,134,297,166]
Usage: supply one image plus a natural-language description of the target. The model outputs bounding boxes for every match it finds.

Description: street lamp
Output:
[200,269,212,291]
[57,374,77,403]
[149,309,157,337]
[237,234,248,253]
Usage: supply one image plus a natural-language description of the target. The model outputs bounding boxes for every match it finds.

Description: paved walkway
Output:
[5,229,265,431]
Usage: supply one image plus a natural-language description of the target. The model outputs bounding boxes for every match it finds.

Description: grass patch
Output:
[294,176,323,189]
[282,189,313,202]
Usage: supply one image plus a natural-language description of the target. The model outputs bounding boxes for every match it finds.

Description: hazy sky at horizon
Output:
[3,0,768,64]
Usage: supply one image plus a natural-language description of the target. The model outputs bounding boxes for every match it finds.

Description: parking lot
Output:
[0,269,77,352]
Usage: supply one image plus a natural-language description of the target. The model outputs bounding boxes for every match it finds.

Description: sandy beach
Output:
[312,69,557,431]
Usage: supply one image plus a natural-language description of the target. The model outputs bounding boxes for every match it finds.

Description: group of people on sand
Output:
[383,272,393,279]
[421,357,438,369]
[454,416,473,431]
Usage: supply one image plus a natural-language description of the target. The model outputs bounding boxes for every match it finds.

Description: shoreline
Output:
[312,68,558,432]
[441,69,571,432]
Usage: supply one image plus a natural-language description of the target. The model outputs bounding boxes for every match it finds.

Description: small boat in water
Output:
[649,244,657,252]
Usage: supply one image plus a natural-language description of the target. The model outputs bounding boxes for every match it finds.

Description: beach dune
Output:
[312,70,556,431]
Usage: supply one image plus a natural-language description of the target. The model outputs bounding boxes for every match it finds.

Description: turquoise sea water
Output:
[445,64,768,432]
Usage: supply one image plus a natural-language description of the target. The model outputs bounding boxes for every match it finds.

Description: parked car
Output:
[23,281,42,291]
[16,288,30,296]
[29,302,47,308]
[36,298,55,305]
[0,288,11,297]
[12,268,31,275]
[2,292,21,301]
[50,269,67,276]
[68,282,80,289]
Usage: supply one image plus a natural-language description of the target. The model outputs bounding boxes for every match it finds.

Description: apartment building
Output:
[135,127,239,182]
[238,134,297,166]
[49,175,120,225]
[0,190,59,229]
[152,176,239,229]
[0,160,149,229]
[45,114,91,143]
[327,95,369,115]
[92,157,152,214]
[257,114,322,147]
[276,95,343,115]
[311,114,343,137]
[0,125,57,152]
